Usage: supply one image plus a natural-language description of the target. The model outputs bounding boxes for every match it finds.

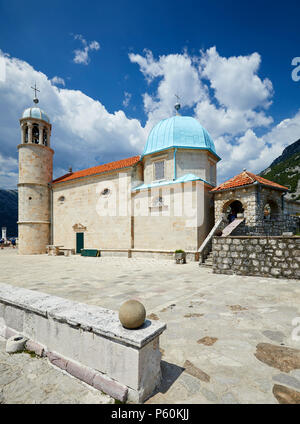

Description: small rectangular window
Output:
[154,161,164,180]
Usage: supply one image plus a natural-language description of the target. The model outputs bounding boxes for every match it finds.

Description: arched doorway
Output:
[263,199,279,220]
[223,200,244,223]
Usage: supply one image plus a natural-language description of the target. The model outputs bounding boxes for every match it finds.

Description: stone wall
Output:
[232,215,299,236]
[133,180,213,251]
[52,171,133,250]
[53,173,213,253]
[212,236,300,279]
[18,143,53,254]
[143,148,217,186]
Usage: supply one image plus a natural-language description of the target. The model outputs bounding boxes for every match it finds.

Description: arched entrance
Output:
[223,200,244,223]
[263,199,279,220]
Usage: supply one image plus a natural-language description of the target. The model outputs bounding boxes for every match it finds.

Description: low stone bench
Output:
[46,245,64,256]
[0,283,166,402]
[59,248,75,256]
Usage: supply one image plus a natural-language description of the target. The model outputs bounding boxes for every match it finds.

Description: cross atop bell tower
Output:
[31,82,40,104]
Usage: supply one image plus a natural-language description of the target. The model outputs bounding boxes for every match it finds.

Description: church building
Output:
[18,94,297,259]
[17,98,221,258]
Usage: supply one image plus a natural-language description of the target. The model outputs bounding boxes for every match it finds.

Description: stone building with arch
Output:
[212,170,298,235]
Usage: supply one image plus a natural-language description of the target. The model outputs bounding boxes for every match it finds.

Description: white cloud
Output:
[0,153,18,188]
[51,76,65,87]
[0,51,147,188]
[130,47,297,183]
[0,46,299,190]
[216,111,300,180]
[122,91,131,107]
[73,34,100,65]
[129,50,207,132]
[199,47,273,111]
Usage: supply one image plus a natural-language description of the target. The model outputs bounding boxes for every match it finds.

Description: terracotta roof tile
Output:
[211,171,288,192]
[52,156,140,184]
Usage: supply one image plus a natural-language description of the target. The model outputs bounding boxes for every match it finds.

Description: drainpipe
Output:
[173,148,177,180]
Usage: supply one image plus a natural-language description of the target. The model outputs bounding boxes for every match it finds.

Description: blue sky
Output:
[0,0,299,188]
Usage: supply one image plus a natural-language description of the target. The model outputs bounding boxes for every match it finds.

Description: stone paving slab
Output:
[0,248,300,404]
[0,337,114,404]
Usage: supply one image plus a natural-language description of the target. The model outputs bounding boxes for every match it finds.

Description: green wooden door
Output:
[76,232,84,254]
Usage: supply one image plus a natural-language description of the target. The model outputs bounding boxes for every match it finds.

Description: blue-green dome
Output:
[22,107,50,123]
[143,116,219,158]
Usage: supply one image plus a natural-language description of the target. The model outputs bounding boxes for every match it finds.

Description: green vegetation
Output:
[262,151,300,200]
[175,249,185,253]
[10,349,37,358]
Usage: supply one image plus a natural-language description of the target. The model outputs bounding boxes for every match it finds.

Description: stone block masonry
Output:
[0,283,166,403]
[212,236,300,280]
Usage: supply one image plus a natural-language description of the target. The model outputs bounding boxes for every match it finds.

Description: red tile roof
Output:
[211,171,289,192]
[52,156,140,184]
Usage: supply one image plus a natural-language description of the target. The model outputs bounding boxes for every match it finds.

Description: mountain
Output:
[261,139,300,201]
[0,189,18,237]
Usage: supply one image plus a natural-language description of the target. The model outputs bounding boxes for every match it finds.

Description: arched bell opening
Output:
[32,123,39,144]
[24,126,28,143]
[43,128,48,146]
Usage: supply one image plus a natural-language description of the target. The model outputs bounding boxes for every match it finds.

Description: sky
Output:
[0,0,299,188]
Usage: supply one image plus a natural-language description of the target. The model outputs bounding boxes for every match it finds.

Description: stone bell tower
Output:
[18,85,54,254]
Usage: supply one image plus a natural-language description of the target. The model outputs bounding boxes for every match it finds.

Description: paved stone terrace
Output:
[0,336,114,404]
[0,248,300,404]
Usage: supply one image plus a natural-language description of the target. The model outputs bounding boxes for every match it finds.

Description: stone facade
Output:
[212,236,300,279]
[18,129,54,254]
[53,170,133,250]
[53,172,214,253]
[142,148,217,186]
[214,185,285,228]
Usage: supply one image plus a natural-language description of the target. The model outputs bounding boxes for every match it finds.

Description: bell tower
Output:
[18,85,54,254]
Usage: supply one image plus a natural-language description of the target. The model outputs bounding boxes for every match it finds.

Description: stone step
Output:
[202,262,213,268]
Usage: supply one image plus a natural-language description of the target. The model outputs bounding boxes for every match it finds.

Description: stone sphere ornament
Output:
[119,300,146,329]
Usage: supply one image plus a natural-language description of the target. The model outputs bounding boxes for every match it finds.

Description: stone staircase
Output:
[202,251,213,268]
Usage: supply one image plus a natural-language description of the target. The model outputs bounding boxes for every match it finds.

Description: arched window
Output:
[25,126,28,143]
[32,123,39,144]
[43,128,48,146]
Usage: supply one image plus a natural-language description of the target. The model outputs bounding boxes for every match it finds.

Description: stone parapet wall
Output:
[212,236,300,279]
[0,283,166,403]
